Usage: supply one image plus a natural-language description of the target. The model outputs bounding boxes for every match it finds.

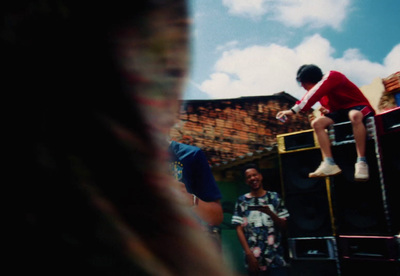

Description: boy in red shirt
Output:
[277,64,375,181]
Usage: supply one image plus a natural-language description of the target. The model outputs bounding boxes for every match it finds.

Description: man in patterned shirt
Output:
[232,164,289,276]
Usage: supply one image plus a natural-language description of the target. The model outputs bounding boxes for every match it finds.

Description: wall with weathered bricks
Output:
[170,92,313,166]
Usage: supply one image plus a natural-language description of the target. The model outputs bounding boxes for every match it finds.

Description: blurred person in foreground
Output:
[276,64,375,181]
[232,164,289,276]
[3,1,234,275]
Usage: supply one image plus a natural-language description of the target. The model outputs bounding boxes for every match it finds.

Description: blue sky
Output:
[183,0,400,100]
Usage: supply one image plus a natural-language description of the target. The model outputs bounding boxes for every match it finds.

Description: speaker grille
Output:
[330,141,388,235]
[338,235,399,261]
[280,145,334,237]
[289,237,338,260]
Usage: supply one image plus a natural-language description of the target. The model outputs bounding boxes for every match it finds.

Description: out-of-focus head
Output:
[5,1,233,275]
[112,1,189,145]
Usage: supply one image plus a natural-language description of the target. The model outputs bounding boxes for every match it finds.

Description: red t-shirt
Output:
[291,70,374,114]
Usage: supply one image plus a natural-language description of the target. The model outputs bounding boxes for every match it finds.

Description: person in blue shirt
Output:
[232,164,289,276]
[169,141,224,227]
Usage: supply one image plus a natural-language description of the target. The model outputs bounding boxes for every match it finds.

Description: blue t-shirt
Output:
[169,141,222,202]
[232,191,289,270]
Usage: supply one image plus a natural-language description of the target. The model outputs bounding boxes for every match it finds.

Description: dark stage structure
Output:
[277,107,400,276]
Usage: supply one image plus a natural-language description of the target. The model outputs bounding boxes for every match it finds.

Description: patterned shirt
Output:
[232,191,289,271]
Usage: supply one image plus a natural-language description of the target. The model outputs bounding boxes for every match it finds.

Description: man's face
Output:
[245,168,263,190]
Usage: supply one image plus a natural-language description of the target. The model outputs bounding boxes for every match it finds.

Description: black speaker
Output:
[288,237,338,260]
[338,235,399,261]
[288,260,339,276]
[329,139,387,235]
[340,259,400,276]
[288,237,340,276]
[328,111,400,236]
[375,107,400,234]
[336,234,400,276]
[337,235,400,276]
[278,131,334,238]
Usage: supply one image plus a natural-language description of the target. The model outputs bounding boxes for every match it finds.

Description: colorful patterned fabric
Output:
[232,192,289,271]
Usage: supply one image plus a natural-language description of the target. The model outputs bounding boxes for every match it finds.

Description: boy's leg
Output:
[348,109,366,157]
[348,109,369,181]
[309,116,342,178]
[311,116,335,159]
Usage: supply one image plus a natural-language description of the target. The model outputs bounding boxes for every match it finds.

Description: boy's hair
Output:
[296,64,323,84]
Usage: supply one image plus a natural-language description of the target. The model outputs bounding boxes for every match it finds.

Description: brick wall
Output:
[170,92,313,166]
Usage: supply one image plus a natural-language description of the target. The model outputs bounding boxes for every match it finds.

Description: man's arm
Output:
[258,205,287,230]
[191,147,223,225]
[235,225,258,272]
[175,181,223,225]
[194,198,223,226]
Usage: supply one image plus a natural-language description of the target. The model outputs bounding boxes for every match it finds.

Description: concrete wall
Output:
[360,77,385,113]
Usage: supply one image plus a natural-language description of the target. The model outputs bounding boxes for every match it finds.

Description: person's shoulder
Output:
[170,141,203,161]
[327,70,345,78]
[171,141,200,152]
[236,193,250,201]
[323,70,347,84]
[266,191,281,199]
[175,141,198,149]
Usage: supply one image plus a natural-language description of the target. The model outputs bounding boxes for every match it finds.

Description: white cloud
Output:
[199,34,400,99]
[222,0,270,19]
[216,40,240,52]
[384,44,400,74]
[273,0,351,30]
[222,0,351,30]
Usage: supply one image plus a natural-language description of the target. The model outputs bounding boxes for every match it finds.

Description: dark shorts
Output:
[324,105,375,124]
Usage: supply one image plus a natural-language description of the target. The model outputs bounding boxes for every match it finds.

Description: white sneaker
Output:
[354,161,369,181]
[309,161,342,178]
